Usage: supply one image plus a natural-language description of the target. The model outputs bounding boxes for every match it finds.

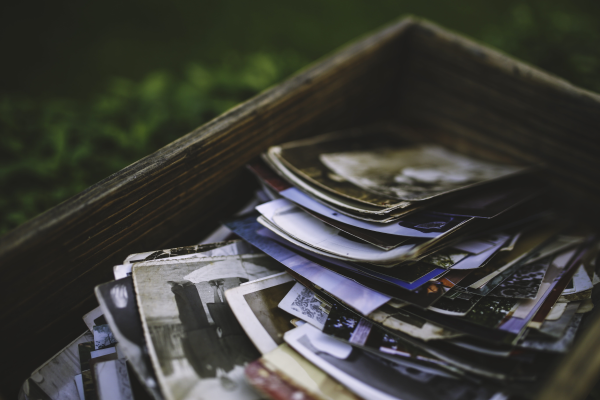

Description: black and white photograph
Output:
[225,272,297,354]
[93,324,118,350]
[488,256,553,299]
[278,281,330,330]
[133,254,282,400]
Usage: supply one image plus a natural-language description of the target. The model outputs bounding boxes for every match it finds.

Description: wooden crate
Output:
[2,17,600,400]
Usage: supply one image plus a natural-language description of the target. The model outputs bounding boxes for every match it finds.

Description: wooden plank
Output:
[0,18,412,398]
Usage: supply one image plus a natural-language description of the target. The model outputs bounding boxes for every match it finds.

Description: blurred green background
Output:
[2,0,600,236]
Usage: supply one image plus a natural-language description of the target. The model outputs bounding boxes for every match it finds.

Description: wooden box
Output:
[2,17,600,400]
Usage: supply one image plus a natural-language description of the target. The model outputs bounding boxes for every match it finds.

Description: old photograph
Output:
[272,130,411,209]
[319,144,524,201]
[278,282,330,330]
[225,272,296,354]
[133,254,283,400]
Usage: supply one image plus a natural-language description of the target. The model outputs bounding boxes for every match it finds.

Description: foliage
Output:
[481,3,600,92]
[0,53,307,234]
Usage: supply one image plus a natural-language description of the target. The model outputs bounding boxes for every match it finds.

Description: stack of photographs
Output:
[20,127,600,400]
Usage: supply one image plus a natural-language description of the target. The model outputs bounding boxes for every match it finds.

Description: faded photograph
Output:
[320,145,523,201]
[133,254,282,400]
[273,130,408,208]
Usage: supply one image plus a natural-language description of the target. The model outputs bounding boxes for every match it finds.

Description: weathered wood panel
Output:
[0,20,410,398]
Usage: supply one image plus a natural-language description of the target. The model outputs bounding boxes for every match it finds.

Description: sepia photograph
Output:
[272,130,411,208]
[320,144,524,201]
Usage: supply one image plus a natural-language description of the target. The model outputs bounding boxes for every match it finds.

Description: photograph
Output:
[301,206,413,250]
[93,324,118,350]
[518,314,584,353]
[368,303,461,341]
[95,277,163,400]
[534,302,580,339]
[422,248,470,269]
[488,256,553,299]
[133,254,284,400]
[78,342,94,372]
[324,302,452,374]
[319,144,524,201]
[430,178,541,219]
[456,225,569,292]
[124,240,255,265]
[278,281,330,330]
[115,240,256,279]
[427,292,483,317]
[258,218,447,291]
[272,129,411,208]
[438,270,473,289]
[265,150,399,217]
[225,272,297,354]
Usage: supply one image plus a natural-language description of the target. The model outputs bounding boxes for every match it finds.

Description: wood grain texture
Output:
[0,18,410,398]
[2,16,600,400]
